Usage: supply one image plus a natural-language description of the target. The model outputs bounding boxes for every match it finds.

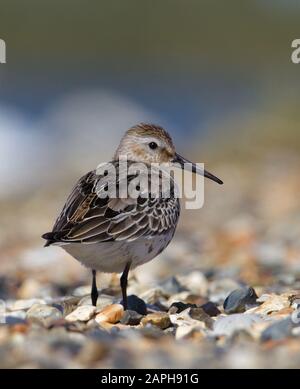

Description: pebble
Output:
[189,307,214,329]
[52,297,81,316]
[261,318,294,342]
[3,257,300,369]
[26,304,63,326]
[253,294,290,316]
[201,301,221,317]
[65,305,96,322]
[168,302,197,314]
[212,314,263,337]
[120,310,143,326]
[141,312,171,330]
[120,295,147,315]
[169,307,212,330]
[8,299,46,311]
[223,286,258,314]
[95,304,124,324]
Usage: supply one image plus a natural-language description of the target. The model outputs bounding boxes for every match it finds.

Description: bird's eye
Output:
[149,142,158,150]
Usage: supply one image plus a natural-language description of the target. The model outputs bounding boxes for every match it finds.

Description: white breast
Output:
[63,230,175,273]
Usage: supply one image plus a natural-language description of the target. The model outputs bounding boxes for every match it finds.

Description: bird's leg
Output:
[91,269,98,307]
[120,262,131,310]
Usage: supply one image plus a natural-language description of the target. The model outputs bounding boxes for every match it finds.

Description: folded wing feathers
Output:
[44,163,180,245]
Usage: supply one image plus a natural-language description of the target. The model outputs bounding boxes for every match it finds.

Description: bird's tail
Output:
[41,232,56,247]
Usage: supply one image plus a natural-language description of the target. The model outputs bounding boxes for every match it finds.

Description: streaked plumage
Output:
[42,123,222,308]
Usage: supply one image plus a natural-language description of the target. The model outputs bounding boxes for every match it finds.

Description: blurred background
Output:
[0,0,300,311]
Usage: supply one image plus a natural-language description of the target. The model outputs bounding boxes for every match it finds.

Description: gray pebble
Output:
[223,286,258,314]
[26,304,63,326]
[120,310,143,326]
[213,314,263,337]
[261,318,294,342]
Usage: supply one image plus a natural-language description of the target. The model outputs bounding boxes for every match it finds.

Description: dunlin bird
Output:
[42,123,223,308]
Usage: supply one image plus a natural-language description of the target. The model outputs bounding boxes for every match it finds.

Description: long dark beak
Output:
[172,153,223,185]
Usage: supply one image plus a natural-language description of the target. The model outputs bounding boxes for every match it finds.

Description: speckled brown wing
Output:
[42,162,180,245]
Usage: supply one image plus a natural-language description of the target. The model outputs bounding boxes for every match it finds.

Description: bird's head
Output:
[114,123,223,185]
